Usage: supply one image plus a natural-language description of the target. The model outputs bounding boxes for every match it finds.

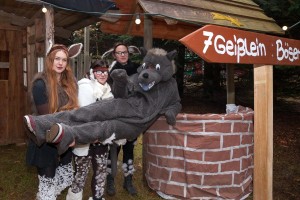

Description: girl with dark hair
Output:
[66,59,113,200]
[106,42,140,196]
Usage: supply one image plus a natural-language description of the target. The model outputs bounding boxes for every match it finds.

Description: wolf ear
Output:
[166,50,177,61]
[68,43,83,58]
[139,47,148,57]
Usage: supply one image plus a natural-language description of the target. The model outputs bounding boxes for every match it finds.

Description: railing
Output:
[70,53,91,80]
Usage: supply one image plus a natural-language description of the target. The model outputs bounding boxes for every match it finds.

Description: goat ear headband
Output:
[101,45,141,59]
[46,42,83,58]
[68,43,83,58]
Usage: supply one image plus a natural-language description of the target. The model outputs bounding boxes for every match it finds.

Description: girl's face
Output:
[94,70,108,85]
[52,50,68,74]
[113,45,129,64]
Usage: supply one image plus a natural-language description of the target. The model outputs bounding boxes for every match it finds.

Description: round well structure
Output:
[143,106,254,199]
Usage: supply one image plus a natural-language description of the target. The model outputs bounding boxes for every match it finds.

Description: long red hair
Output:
[44,45,79,113]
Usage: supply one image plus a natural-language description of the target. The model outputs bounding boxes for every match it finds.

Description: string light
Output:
[282,26,288,31]
[282,21,300,31]
[36,1,205,27]
[135,14,141,25]
[42,5,47,13]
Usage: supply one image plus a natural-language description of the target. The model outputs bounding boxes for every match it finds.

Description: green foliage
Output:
[253,0,300,38]
[253,0,300,20]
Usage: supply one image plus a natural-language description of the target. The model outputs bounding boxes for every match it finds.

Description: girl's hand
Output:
[69,140,75,147]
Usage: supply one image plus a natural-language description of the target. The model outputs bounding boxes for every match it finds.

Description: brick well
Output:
[143,106,254,199]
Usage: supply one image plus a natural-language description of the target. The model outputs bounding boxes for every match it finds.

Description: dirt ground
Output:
[272,99,300,199]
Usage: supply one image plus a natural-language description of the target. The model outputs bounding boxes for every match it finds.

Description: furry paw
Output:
[110,69,128,83]
[165,111,176,126]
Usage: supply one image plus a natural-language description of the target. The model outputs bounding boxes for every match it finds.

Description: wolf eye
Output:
[142,63,146,69]
[155,64,160,71]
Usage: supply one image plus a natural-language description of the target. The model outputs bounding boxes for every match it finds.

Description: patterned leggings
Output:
[71,144,109,199]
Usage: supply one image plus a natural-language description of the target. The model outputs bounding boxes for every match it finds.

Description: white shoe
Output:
[66,188,83,200]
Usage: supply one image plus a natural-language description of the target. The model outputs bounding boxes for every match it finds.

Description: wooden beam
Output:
[27,25,38,80]
[15,0,40,3]
[226,64,235,104]
[35,17,44,56]
[44,5,54,55]
[253,64,273,200]
[83,27,90,74]
[26,7,44,27]
[35,17,45,43]
[54,27,73,39]
[101,19,198,40]
[143,15,152,50]
[28,35,35,45]
[0,10,31,27]
[0,23,23,31]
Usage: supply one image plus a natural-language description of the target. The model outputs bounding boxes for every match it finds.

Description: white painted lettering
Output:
[214,35,226,54]
[277,39,300,62]
[203,31,213,54]
[202,31,267,63]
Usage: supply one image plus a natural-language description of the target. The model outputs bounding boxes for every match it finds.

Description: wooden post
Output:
[143,15,152,50]
[142,14,153,185]
[84,26,90,73]
[226,64,235,104]
[44,5,54,55]
[253,64,273,200]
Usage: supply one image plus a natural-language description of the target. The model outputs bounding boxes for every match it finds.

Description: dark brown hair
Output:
[90,59,109,69]
[113,42,129,53]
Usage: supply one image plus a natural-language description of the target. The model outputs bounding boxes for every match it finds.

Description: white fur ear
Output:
[46,39,53,55]
[101,48,114,59]
[68,43,83,58]
[109,60,116,72]
[89,68,95,80]
[128,46,141,55]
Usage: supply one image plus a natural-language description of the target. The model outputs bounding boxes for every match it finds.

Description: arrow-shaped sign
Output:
[180,25,300,66]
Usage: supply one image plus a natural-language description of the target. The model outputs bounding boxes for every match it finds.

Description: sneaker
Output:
[46,123,64,143]
[24,115,36,135]
[24,115,39,144]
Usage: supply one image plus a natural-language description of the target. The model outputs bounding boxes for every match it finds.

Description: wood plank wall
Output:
[0,29,27,145]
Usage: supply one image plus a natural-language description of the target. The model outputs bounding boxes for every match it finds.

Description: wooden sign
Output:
[180,25,300,66]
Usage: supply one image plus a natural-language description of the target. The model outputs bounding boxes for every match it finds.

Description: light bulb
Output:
[282,26,288,31]
[42,6,47,13]
[135,14,141,25]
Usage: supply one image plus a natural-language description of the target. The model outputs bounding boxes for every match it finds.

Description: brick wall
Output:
[143,106,254,199]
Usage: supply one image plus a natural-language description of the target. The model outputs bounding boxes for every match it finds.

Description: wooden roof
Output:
[0,0,112,40]
[0,0,284,41]
[100,0,284,40]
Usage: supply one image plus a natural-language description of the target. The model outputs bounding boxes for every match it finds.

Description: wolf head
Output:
[137,48,177,91]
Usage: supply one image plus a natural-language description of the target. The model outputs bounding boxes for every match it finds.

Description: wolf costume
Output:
[24,48,182,157]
